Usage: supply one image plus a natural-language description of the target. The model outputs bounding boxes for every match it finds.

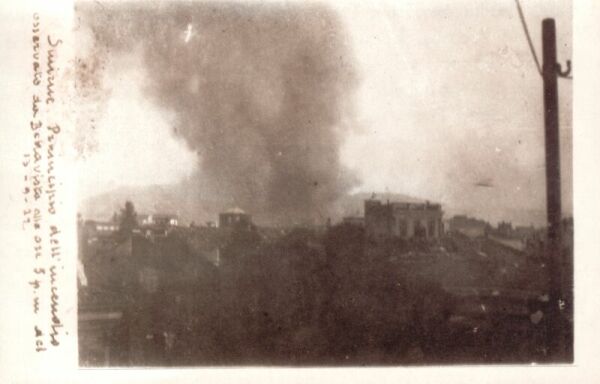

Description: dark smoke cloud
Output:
[77,2,358,225]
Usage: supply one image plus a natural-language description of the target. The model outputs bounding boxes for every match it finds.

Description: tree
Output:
[118,201,138,238]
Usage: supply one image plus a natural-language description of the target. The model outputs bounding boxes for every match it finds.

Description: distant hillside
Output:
[80,184,547,228]
[79,183,224,226]
[80,184,431,226]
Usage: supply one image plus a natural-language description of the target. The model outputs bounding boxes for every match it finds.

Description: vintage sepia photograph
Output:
[73,0,573,366]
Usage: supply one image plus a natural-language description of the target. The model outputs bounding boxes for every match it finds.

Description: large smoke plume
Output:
[77,2,358,225]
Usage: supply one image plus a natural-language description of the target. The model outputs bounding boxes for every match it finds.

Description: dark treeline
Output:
[79,222,458,366]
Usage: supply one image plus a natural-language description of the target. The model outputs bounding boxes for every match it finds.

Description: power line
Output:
[514,0,542,76]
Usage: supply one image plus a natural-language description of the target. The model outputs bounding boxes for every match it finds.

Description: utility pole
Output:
[541,18,568,362]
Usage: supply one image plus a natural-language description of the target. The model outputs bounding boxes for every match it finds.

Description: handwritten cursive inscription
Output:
[23,13,65,353]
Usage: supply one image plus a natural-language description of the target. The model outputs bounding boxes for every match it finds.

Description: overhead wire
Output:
[514,0,543,76]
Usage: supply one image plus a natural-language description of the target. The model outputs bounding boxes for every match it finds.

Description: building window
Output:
[428,219,436,237]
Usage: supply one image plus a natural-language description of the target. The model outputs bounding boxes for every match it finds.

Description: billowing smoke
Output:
[77,2,358,225]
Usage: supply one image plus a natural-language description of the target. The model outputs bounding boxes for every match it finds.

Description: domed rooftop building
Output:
[223,207,246,215]
[219,207,253,230]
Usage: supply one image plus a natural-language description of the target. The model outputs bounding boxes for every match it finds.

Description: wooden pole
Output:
[541,18,564,361]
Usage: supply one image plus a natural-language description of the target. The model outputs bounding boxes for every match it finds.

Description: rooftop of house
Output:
[138,213,179,220]
[221,207,247,215]
[366,198,442,210]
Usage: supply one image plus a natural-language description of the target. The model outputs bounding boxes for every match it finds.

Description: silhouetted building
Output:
[219,207,253,230]
[82,220,118,243]
[138,214,179,227]
[448,215,489,238]
[515,225,536,239]
[497,221,513,237]
[364,199,443,240]
[138,213,179,238]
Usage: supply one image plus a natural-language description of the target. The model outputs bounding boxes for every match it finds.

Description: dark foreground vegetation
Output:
[79,219,572,366]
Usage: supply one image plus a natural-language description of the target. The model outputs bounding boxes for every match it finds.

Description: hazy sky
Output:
[76,0,572,225]
[337,0,572,224]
